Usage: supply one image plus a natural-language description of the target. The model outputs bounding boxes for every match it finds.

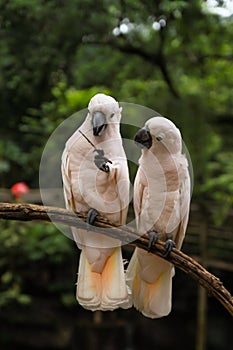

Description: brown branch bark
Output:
[0,202,232,317]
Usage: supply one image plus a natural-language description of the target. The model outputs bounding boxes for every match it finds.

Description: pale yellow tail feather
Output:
[101,247,131,310]
[134,267,173,318]
[77,248,131,311]
[76,250,101,310]
[126,248,174,318]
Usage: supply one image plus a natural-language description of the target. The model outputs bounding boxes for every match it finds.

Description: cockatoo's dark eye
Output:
[156,135,163,141]
[110,113,114,118]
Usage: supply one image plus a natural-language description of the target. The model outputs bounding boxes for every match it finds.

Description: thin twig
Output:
[0,202,232,316]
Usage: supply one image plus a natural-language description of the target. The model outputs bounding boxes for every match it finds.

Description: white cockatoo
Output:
[61,93,130,311]
[126,116,191,318]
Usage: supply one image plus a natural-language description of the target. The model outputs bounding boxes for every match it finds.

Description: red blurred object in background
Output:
[11,182,30,201]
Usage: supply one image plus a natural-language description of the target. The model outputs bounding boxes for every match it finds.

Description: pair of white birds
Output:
[61,93,191,319]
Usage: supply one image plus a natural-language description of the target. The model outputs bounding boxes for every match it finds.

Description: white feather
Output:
[126,116,191,318]
[61,94,130,311]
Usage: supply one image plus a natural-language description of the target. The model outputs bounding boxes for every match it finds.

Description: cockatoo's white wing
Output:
[113,158,130,225]
[61,148,74,211]
[175,158,191,249]
[133,168,144,224]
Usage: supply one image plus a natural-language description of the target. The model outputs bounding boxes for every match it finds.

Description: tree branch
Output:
[84,38,180,98]
[115,42,180,99]
[0,202,232,316]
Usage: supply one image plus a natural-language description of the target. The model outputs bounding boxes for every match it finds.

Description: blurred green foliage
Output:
[0,220,74,307]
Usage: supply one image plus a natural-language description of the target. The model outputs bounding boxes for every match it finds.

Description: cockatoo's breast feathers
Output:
[145,117,182,153]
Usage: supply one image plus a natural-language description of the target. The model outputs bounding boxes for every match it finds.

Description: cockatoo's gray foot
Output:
[163,239,176,258]
[94,150,112,173]
[87,208,99,225]
[147,231,158,252]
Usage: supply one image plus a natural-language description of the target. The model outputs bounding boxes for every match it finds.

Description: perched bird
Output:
[126,116,191,318]
[61,93,130,311]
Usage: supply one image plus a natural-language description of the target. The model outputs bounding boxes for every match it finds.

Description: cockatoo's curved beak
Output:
[92,111,107,136]
[134,126,152,149]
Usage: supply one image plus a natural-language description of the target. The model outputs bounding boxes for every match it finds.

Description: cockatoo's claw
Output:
[163,239,176,258]
[147,231,158,252]
[94,153,112,173]
[87,208,99,225]
[99,162,110,173]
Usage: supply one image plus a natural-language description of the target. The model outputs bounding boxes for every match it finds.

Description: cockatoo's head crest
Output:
[88,93,122,136]
[135,116,182,154]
